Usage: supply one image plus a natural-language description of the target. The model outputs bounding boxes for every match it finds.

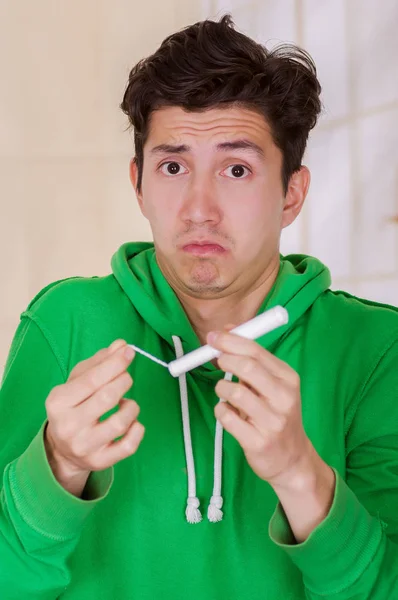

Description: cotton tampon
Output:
[128,305,288,377]
[167,306,288,377]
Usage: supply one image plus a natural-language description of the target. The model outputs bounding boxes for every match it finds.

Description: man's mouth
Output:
[181,241,227,256]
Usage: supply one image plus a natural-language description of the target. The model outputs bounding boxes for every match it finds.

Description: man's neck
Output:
[177,258,281,346]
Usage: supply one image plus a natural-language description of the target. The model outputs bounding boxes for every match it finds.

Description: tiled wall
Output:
[208,0,398,303]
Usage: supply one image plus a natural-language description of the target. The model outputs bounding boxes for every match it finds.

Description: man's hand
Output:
[208,329,335,542]
[208,329,313,486]
[44,339,145,498]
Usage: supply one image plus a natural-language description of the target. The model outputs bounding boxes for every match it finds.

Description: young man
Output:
[0,14,397,600]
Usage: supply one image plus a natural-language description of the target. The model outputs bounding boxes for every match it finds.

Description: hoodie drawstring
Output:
[207,370,233,523]
[172,335,232,524]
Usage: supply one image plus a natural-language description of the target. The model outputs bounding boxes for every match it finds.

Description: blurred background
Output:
[1,0,398,375]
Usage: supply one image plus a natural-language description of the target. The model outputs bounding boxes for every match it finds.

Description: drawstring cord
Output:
[172,335,232,524]
[208,370,233,523]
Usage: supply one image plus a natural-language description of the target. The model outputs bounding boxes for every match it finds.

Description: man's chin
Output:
[158,251,230,296]
[183,272,228,297]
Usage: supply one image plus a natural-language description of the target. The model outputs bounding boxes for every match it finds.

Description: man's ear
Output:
[281,165,311,229]
[129,158,146,216]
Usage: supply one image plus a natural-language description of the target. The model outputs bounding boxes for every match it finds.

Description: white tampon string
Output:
[128,344,169,368]
[168,305,288,378]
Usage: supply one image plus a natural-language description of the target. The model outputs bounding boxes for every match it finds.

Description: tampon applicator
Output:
[128,306,288,378]
[167,305,288,377]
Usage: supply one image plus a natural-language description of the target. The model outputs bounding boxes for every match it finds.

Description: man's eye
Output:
[223,165,251,179]
[159,162,187,176]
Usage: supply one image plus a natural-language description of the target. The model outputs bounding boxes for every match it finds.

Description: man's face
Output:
[130,105,307,299]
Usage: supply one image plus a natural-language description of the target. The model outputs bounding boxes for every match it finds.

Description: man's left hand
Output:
[208,329,321,491]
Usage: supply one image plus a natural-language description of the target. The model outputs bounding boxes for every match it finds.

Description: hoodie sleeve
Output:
[0,317,113,600]
[268,336,398,598]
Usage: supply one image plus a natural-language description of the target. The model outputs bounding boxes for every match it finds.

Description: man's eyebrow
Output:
[216,140,265,158]
[149,139,265,158]
[150,144,189,155]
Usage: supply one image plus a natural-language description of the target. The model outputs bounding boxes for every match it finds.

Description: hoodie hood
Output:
[111,241,331,378]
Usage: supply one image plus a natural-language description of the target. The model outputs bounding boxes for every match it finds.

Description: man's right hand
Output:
[44,339,144,498]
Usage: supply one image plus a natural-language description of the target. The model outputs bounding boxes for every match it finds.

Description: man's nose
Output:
[179,177,222,225]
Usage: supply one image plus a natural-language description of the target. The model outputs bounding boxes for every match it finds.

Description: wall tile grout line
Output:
[295,0,309,255]
[345,0,360,285]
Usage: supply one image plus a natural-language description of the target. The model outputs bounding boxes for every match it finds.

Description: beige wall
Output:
[0,0,203,374]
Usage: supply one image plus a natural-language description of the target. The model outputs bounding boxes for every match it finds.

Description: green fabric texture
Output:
[1,241,398,599]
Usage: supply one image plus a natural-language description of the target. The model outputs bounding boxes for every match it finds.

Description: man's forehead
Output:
[147,105,271,149]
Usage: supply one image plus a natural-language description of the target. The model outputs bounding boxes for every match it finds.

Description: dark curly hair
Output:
[120,14,322,196]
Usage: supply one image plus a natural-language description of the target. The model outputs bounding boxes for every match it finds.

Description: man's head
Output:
[120,15,322,300]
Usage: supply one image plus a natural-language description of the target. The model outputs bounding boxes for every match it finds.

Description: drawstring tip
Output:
[186,497,202,524]
[208,495,224,523]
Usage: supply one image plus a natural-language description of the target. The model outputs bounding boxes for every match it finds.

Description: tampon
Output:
[167,305,288,378]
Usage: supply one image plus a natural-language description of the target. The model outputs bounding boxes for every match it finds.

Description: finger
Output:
[60,345,135,408]
[208,331,287,379]
[215,402,263,452]
[91,420,145,470]
[216,379,268,422]
[75,398,140,454]
[224,402,248,421]
[69,339,127,381]
[214,324,236,368]
[217,352,280,405]
[215,379,284,434]
[215,372,248,419]
[76,370,133,423]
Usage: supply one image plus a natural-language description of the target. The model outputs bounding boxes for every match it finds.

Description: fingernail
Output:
[124,346,136,360]
[207,331,219,344]
[109,339,126,352]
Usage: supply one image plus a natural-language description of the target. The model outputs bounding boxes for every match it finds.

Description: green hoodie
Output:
[1,242,398,599]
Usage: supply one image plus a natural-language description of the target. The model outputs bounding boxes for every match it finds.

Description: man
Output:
[0,14,397,600]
